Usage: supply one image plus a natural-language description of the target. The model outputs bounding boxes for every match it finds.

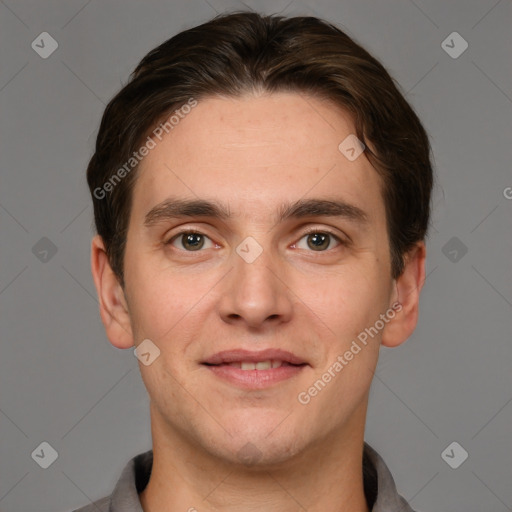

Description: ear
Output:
[381,241,426,348]
[90,234,134,349]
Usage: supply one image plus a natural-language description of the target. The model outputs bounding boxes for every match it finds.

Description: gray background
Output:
[0,0,511,511]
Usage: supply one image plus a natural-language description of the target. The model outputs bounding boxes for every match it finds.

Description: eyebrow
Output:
[144,197,369,227]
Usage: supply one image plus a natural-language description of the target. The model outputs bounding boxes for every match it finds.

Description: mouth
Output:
[205,359,303,370]
[201,349,309,389]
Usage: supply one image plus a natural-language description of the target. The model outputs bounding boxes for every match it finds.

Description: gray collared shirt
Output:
[73,442,416,511]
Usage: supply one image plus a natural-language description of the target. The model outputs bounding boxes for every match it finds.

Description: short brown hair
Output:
[87,11,433,286]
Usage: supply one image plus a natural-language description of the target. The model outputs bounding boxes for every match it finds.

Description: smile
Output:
[222,359,290,370]
[203,361,307,389]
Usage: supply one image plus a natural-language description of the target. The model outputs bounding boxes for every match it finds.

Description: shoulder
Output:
[70,449,152,512]
[71,495,110,511]
[364,442,418,512]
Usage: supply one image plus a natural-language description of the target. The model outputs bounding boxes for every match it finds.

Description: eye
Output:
[167,230,215,251]
[293,230,343,252]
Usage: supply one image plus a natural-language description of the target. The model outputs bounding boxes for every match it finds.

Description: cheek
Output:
[125,263,216,349]
[296,270,383,414]
[298,264,386,336]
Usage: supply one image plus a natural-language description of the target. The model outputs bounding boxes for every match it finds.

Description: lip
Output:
[202,349,308,390]
[204,364,307,389]
[202,348,307,365]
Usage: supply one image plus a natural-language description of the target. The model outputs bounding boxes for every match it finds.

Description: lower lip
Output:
[203,363,307,389]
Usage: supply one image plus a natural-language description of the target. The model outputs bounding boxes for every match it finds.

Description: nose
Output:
[217,243,294,330]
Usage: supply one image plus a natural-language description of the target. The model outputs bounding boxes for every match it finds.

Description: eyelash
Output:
[165,227,347,252]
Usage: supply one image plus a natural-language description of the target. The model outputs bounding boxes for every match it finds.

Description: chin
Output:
[205,419,307,468]
[217,440,303,470]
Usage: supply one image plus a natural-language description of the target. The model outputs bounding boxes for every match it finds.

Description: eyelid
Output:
[299,225,347,240]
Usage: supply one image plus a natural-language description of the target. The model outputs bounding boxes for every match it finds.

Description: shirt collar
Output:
[107,442,415,512]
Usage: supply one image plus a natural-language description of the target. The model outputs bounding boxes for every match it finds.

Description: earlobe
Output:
[381,242,426,348]
[90,235,134,349]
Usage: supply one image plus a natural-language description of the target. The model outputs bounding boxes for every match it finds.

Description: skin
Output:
[91,91,426,512]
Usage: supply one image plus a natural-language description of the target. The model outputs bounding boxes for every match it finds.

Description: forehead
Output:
[131,92,385,224]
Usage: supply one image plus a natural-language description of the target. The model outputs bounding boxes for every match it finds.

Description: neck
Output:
[140,406,370,512]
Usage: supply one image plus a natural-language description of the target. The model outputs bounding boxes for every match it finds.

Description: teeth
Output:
[229,360,284,370]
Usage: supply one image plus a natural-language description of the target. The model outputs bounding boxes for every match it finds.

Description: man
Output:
[76,10,432,512]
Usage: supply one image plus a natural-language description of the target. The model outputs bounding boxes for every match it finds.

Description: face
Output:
[116,92,400,466]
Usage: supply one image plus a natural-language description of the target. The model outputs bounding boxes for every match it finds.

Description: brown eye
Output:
[307,233,330,251]
[168,231,213,251]
[295,231,342,252]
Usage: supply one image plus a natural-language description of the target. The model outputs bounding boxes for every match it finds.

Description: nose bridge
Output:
[218,235,292,326]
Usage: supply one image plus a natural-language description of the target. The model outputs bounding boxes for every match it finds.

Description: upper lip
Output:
[202,349,307,365]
